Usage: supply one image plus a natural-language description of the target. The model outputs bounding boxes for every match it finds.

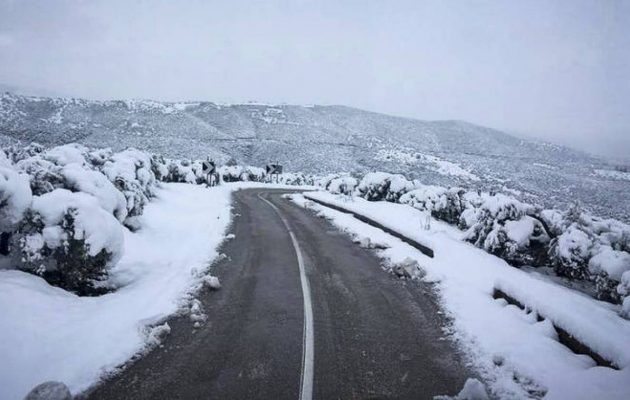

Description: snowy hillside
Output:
[1,91,628,221]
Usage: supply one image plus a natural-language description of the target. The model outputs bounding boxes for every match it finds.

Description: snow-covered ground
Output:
[0,183,232,399]
[295,191,630,400]
[594,169,630,182]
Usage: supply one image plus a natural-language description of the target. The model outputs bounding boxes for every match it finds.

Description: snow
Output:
[0,149,12,167]
[31,189,124,262]
[504,217,536,247]
[0,166,32,231]
[374,149,480,181]
[589,247,630,281]
[436,378,489,400]
[421,153,480,181]
[595,169,630,181]
[61,164,128,222]
[42,144,88,166]
[296,191,630,399]
[553,225,591,265]
[326,175,358,195]
[0,183,232,399]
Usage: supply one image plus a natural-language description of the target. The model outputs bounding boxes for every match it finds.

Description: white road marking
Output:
[258,193,314,400]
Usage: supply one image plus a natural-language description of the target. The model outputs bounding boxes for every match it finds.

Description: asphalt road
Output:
[85,189,471,400]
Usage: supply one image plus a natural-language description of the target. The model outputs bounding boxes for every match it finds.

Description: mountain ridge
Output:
[1,90,628,221]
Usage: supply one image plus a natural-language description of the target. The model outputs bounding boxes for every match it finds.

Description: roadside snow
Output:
[297,191,630,400]
[0,183,232,400]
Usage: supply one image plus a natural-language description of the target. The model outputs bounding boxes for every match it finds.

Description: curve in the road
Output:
[85,188,471,400]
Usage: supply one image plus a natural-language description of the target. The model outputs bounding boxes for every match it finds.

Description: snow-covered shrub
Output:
[42,143,90,166]
[16,189,123,295]
[463,194,549,266]
[219,165,266,183]
[15,157,67,196]
[275,172,313,186]
[60,164,128,222]
[150,154,169,182]
[0,167,32,233]
[588,247,630,302]
[86,148,113,168]
[101,149,158,223]
[548,224,593,280]
[355,172,415,202]
[400,185,466,225]
[166,160,197,183]
[218,165,245,182]
[5,142,45,163]
[327,175,358,195]
[242,166,266,182]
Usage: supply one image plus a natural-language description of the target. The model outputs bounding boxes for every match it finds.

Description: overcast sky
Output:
[1,0,628,158]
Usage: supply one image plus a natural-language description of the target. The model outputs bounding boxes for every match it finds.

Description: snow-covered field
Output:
[294,191,630,400]
[0,183,232,399]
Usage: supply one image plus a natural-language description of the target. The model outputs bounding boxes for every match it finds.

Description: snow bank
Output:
[297,191,630,399]
[0,183,232,399]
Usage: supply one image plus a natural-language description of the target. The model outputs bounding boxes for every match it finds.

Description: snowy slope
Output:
[1,91,628,222]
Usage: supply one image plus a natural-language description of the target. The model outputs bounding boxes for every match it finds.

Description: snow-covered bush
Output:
[548,224,593,280]
[462,194,548,266]
[399,185,466,225]
[355,172,415,202]
[61,164,128,222]
[587,246,630,303]
[101,149,158,224]
[243,166,266,182]
[42,143,90,166]
[166,160,197,183]
[15,157,67,196]
[219,165,266,183]
[5,142,45,163]
[274,172,313,186]
[85,147,113,168]
[327,175,358,195]
[150,154,169,182]
[0,167,32,233]
[16,189,123,295]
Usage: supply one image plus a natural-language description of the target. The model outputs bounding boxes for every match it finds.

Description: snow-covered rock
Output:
[24,381,72,400]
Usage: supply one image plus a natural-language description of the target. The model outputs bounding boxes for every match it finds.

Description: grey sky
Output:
[1,0,628,158]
